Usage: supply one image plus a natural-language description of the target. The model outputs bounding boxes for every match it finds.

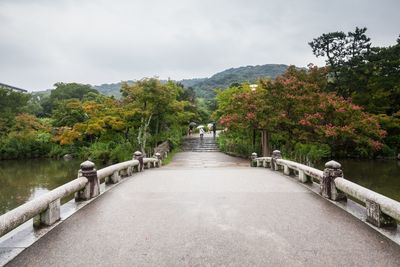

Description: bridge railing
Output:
[0,152,161,238]
[251,150,400,228]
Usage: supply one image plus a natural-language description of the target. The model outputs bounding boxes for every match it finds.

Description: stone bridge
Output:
[1,136,400,266]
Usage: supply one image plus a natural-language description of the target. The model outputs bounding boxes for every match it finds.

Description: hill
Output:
[93,80,135,98]
[35,64,289,99]
[180,64,288,98]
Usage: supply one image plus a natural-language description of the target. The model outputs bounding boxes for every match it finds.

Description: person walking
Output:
[199,127,205,140]
[212,122,216,137]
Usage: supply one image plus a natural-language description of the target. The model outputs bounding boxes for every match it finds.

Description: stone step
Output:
[181,137,219,152]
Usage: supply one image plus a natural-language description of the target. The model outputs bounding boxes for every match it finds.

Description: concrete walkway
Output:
[7,152,400,266]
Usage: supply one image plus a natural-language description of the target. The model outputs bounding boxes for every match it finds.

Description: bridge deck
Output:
[8,152,400,266]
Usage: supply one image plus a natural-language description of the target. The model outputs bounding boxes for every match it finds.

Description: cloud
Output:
[0,0,399,91]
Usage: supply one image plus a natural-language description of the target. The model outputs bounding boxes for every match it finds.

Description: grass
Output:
[162,148,181,165]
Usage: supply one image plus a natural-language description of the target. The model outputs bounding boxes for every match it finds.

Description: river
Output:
[0,158,400,216]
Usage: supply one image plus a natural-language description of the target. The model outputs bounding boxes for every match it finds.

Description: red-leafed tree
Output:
[214,65,386,160]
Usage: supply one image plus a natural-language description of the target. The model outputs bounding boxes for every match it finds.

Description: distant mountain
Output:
[35,64,289,99]
[93,80,135,98]
[180,64,288,98]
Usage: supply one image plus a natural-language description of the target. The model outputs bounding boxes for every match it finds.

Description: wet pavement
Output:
[6,152,400,266]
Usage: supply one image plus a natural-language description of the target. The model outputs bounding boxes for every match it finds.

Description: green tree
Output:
[0,88,30,136]
[121,78,193,152]
[43,83,99,115]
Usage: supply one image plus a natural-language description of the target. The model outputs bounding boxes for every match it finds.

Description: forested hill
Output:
[93,64,288,98]
[93,80,135,98]
[180,64,288,98]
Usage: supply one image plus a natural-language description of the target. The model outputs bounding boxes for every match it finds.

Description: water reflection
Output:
[317,159,400,202]
[0,159,82,215]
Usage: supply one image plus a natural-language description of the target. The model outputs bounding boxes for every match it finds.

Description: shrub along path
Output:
[7,152,400,266]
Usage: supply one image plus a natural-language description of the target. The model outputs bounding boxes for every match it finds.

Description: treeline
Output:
[0,79,200,163]
[214,28,400,162]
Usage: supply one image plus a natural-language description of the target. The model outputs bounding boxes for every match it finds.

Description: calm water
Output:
[317,159,400,202]
[0,158,400,216]
[0,159,82,215]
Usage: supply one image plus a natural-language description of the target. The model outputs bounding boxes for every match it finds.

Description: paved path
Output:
[7,152,400,266]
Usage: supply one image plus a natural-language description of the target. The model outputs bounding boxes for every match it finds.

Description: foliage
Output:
[0,78,200,162]
[310,28,400,115]
[0,114,53,159]
[309,28,400,155]
[217,130,257,157]
[214,66,386,160]
[292,143,331,165]
[121,78,194,153]
[0,88,31,135]
[41,82,100,116]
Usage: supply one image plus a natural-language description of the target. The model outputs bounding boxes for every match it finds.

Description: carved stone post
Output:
[75,160,100,201]
[134,151,144,172]
[271,150,281,171]
[251,152,257,167]
[154,152,162,167]
[320,160,346,201]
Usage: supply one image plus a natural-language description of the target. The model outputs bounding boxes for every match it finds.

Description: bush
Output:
[80,141,136,164]
[292,143,331,165]
[0,135,54,160]
[82,142,111,164]
[109,142,134,163]
[217,130,258,157]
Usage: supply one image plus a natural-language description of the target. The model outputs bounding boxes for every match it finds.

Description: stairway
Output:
[182,136,220,152]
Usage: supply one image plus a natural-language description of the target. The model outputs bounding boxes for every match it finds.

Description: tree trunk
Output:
[261,129,271,156]
[252,128,256,151]
[138,114,153,154]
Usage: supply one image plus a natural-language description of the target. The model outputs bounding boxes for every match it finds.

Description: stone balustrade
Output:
[251,151,400,228]
[0,155,161,238]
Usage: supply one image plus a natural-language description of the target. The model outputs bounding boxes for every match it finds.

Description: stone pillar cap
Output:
[80,160,95,170]
[325,160,341,169]
[134,151,142,156]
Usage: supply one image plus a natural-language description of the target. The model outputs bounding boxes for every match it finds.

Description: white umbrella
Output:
[196,125,205,129]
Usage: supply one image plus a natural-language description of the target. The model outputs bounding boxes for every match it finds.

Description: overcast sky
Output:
[0,0,399,91]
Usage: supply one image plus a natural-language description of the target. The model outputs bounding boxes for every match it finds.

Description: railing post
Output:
[263,159,269,168]
[283,164,290,175]
[271,150,281,171]
[110,170,121,184]
[134,151,144,172]
[366,199,397,228]
[75,160,100,201]
[298,170,308,183]
[250,152,257,167]
[320,160,346,201]
[34,199,61,227]
[145,161,151,169]
[127,165,134,176]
